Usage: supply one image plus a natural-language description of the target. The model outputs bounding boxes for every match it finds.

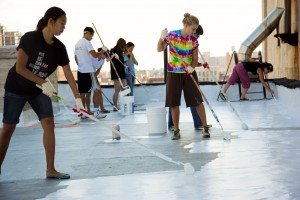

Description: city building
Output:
[0,24,4,46]
[56,51,245,84]
[0,24,21,46]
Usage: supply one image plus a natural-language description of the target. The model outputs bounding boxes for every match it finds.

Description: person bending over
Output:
[222,61,274,100]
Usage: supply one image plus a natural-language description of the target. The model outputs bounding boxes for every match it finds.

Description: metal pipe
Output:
[238,7,285,61]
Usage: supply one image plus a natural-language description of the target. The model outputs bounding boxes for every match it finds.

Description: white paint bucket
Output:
[119,96,134,115]
[146,105,166,135]
[119,86,131,97]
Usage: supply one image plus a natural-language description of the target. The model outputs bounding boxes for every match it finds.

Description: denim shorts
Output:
[3,91,53,124]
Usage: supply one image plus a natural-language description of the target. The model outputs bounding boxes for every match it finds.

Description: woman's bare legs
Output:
[113,81,122,108]
[171,106,180,130]
[80,93,91,112]
[240,87,249,99]
[40,117,62,176]
[222,83,230,94]
[1,117,68,177]
[0,123,16,170]
[223,83,250,100]
[113,79,127,109]
[195,103,207,126]
[93,89,101,109]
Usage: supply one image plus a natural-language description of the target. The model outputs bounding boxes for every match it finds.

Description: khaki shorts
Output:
[165,71,203,107]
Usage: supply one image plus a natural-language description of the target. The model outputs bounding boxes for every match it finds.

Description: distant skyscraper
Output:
[0,24,21,46]
[0,24,4,46]
[3,31,21,46]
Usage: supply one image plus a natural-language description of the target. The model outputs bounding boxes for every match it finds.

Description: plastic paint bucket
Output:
[120,96,134,115]
[146,106,166,135]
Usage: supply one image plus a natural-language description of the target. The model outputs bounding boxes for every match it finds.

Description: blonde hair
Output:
[182,13,199,26]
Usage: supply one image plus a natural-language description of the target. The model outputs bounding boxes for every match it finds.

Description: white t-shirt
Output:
[74,38,95,73]
[92,58,105,71]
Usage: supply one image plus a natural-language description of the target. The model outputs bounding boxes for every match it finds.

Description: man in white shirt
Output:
[74,27,108,118]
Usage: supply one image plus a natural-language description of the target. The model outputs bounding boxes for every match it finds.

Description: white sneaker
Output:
[93,109,107,119]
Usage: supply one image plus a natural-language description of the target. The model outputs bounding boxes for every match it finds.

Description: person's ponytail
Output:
[36,17,47,31]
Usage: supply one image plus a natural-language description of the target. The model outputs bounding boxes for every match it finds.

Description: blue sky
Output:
[0,0,262,71]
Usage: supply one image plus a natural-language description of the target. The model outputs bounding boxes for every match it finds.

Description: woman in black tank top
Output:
[221,61,274,100]
[110,38,127,110]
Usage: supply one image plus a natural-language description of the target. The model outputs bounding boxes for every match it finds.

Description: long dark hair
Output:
[36,7,66,31]
[115,38,126,53]
[126,42,135,48]
[262,62,273,72]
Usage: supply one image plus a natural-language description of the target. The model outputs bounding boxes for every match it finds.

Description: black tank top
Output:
[242,62,263,75]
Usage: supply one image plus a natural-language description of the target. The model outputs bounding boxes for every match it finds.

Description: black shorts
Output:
[165,71,203,107]
[77,71,92,93]
[110,59,125,80]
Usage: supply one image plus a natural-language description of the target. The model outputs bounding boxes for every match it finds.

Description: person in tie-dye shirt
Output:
[168,24,210,131]
[157,13,210,140]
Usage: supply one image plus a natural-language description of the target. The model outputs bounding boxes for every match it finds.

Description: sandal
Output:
[240,98,249,101]
[46,172,70,179]
[101,109,110,113]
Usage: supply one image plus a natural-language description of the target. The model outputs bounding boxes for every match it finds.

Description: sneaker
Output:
[202,125,211,138]
[171,129,181,140]
[195,124,212,130]
[93,109,107,119]
[206,124,212,128]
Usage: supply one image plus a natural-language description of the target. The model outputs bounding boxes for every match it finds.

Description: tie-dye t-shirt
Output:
[164,30,199,73]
